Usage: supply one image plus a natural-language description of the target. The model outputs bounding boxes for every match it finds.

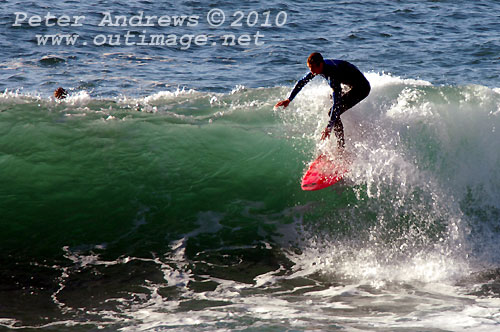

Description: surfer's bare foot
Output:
[321,127,331,140]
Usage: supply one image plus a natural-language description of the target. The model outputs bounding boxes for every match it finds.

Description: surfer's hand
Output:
[321,127,331,140]
[275,99,290,108]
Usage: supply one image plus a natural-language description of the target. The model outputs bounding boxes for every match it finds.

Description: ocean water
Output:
[1,1,500,331]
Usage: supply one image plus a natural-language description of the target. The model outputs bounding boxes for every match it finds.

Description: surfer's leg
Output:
[328,81,369,150]
[338,81,370,116]
[328,107,345,149]
[340,83,370,114]
[333,117,345,149]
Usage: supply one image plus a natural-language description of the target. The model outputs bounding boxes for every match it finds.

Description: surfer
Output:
[54,87,68,100]
[275,52,370,148]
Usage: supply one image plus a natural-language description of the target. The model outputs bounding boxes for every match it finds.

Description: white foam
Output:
[385,87,434,119]
[365,71,432,88]
[63,90,92,104]
[0,88,42,103]
[140,87,196,104]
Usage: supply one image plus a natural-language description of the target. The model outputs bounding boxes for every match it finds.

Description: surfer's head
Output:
[54,87,68,100]
[307,52,324,75]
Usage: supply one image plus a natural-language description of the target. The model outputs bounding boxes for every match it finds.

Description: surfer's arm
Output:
[287,72,315,102]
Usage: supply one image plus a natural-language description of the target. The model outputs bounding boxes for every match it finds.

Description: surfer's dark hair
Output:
[307,52,324,66]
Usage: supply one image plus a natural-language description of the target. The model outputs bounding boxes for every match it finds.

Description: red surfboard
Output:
[301,154,350,191]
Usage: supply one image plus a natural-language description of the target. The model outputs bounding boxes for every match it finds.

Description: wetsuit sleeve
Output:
[288,72,315,102]
[327,80,342,129]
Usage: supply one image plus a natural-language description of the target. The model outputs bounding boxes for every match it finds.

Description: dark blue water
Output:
[1,0,498,98]
[1,1,500,331]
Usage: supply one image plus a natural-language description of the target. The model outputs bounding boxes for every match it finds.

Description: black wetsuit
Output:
[288,59,371,147]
